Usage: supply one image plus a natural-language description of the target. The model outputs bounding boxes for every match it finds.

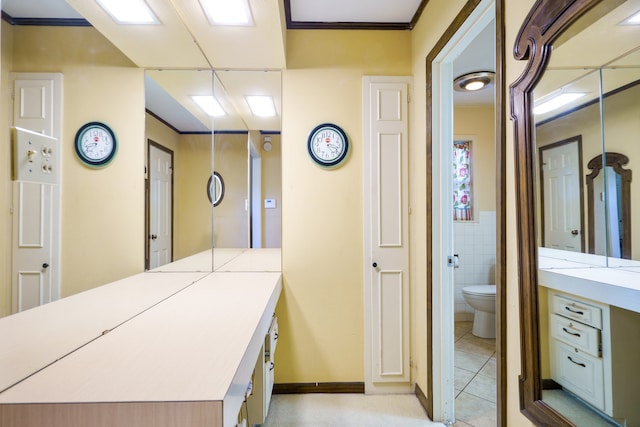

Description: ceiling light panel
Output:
[533,92,586,115]
[199,0,253,26]
[96,0,159,24]
[246,95,277,117]
[192,96,226,117]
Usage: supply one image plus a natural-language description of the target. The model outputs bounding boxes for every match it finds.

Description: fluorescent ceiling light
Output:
[246,96,277,117]
[533,93,586,115]
[621,10,640,24]
[199,0,253,25]
[96,0,158,24]
[192,96,226,117]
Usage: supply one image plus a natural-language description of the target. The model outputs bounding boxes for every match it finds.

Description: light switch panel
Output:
[264,199,276,209]
[12,127,58,184]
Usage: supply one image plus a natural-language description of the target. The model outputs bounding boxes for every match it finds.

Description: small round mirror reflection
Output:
[207,172,224,206]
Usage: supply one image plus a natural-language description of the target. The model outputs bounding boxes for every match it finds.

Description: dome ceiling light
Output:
[453,71,496,92]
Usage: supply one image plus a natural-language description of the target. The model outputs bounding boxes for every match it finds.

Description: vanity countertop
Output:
[538,248,640,313]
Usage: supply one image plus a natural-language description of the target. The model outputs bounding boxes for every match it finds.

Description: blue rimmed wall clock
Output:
[307,123,349,168]
[74,121,117,168]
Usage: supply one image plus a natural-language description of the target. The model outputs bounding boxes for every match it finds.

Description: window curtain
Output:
[453,140,472,221]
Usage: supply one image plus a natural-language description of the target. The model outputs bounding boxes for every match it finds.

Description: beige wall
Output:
[0,24,145,305]
[0,21,14,317]
[213,133,249,248]
[278,29,411,382]
[454,105,496,213]
[262,134,282,248]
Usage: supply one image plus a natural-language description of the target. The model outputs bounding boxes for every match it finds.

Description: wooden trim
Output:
[273,382,364,394]
[414,382,429,413]
[1,12,91,26]
[510,0,602,425]
[495,1,507,425]
[538,136,585,252]
[283,0,429,30]
[586,152,632,259]
[424,0,482,421]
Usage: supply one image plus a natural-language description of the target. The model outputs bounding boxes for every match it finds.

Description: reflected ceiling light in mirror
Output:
[533,92,586,115]
[246,95,277,117]
[454,71,495,92]
[191,95,226,117]
[199,0,253,25]
[96,0,158,24]
[620,9,640,25]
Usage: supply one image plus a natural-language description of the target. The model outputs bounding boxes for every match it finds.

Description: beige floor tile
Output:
[463,374,496,404]
[454,349,491,372]
[454,366,476,391]
[479,357,496,379]
[455,336,496,357]
[454,391,497,427]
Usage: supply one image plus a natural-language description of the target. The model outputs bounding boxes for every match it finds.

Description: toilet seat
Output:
[462,285,495,296]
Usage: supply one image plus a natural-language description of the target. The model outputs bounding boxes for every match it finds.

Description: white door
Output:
[11,73,63,312]
[541,141,583,252]
[149,143,173,269]
[363,76,411,393]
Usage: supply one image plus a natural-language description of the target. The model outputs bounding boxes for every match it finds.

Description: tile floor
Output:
[261,321,496,427]
[453,321,497,427]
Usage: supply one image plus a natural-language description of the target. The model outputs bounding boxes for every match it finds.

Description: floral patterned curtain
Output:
[453,140,472,221]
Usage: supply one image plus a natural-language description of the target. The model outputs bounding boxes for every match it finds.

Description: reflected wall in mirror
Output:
[512,0,640,426]
[586,152,632,259]
[145,69,214,268]
[212,70,282,250]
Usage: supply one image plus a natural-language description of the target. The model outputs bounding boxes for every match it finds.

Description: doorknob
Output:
[150,234,158,240]
[372,262,377,268]
[42,263,49,269]
[571,229,579,236]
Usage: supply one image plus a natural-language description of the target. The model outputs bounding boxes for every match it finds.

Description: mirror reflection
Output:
[529,0,640,425]
[145,68,282,267]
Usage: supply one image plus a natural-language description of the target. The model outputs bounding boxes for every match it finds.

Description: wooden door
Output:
[148,143,173,269]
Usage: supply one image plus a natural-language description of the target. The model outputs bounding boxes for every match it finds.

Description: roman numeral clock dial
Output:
[307,123,349,168]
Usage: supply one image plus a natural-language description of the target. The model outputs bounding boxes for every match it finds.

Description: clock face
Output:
[307,123,349,167]
[75,122,117,167]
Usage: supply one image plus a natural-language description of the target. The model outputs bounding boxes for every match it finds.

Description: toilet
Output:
[462,285,496,338]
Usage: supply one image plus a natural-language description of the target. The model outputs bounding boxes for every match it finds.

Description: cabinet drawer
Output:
[550,340,604,410]
[550,313,601,357]
[265,316,278,360]
[552,294,602,329]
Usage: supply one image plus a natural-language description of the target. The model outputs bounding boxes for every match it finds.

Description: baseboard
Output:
[273,382,365,394]
[414,383,430,416]
[542,378,562,390]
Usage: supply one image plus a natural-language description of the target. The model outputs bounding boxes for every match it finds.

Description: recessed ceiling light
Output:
[192,96,226,117]
[533,92,586,115]
[199,0,253,26]
[246,96,276,117]
[96,0,158,24]
[454,71,495,92]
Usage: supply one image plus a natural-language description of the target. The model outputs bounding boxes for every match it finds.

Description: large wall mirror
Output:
[145,68,282,272]
[512,0,640,425]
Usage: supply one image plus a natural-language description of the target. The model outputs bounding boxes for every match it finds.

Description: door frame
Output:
[145,140,174,270]
[425,0,506,424]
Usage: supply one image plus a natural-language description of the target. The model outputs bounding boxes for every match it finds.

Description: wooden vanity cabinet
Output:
[246,315,278,426]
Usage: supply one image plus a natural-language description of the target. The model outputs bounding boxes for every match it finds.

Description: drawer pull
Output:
[562,327,581,337]
[565,306,584,315]
[567,356,586,368]
[274,332,278,341]
[269,362,275,371]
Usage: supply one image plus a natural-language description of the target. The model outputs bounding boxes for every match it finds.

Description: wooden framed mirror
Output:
[511,0,640,425]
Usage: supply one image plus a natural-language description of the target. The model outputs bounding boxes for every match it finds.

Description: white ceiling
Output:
[1,0,495,131]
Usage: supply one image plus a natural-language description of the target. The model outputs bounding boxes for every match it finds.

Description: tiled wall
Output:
[454,211,497,321]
